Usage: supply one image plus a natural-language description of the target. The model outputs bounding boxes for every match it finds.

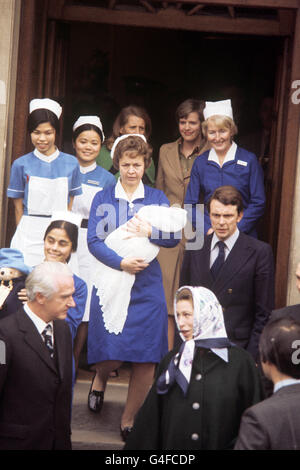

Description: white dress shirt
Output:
[24,303,54,345]
[210,228,240,268]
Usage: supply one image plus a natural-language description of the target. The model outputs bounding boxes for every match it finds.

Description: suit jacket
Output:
[270,304,300,323]
[180,232,275,360]
[234,383,300,449]
[0,308,73,450]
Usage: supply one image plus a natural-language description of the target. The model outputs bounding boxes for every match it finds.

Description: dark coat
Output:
[125,346,263,450]
[0,275,26,319]
[0,308,73,450]
[270,304,300,323]
[180,232,275,360]
[235,383,300,450]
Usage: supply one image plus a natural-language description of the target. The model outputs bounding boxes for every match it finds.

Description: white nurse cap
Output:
[73,115,105,140]
[29,98,62,119]
[51,211,82,227]
[110,133,147,160]
[203,99,233,120]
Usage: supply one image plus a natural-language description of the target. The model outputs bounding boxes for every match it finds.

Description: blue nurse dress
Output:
[7,149,82,266]
[184,145,265,238]
[71,162,115,321]
[66,274,87,343]
[87,181,180,364]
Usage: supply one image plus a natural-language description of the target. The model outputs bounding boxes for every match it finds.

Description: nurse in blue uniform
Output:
[71,115,115,370]
[184,99,265,238]
[87,134,180,440]
[7,98,82,266]
[43,213,87,343]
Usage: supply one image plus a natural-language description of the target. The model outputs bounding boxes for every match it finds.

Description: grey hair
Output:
[25,261,73,301]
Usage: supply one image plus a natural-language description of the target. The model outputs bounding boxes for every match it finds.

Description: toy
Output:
[0,248,32,319]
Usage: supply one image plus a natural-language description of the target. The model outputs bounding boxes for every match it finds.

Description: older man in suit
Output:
[180,185,274,361]
[0,261,75,450]
[235,316,300,450]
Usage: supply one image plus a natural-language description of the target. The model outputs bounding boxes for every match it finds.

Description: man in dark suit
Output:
[271,262,300,322]
[0,261,75,450]
[235,316,300,450]
[180,185,274,361]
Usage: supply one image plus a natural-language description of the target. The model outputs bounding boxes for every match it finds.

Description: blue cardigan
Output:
[184,146,265,237]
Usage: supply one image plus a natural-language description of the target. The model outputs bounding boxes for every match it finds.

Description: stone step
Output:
[71,372,129,451]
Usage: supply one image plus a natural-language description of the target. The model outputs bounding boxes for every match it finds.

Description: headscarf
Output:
[157,286,232,396]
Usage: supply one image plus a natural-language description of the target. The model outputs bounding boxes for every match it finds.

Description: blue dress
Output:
[65,274,87,343]
[184,146,265,237]
[87,183,180,364]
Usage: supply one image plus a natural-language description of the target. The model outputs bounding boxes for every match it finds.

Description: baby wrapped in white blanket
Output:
[92,205,187,334]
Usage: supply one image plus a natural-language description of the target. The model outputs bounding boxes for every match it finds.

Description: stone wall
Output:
[0,0,21,246]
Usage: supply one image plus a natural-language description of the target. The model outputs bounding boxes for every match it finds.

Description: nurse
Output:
[184,99,265,238]
[96,105,156,186]
[87,134,182,441]
[7,98,82,266]
[71,115,115,371]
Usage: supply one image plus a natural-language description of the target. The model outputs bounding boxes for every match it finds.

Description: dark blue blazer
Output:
[180,232,275,360]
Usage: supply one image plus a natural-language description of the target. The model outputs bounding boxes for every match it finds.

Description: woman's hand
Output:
[18,288,28,304]
[120,257,149,274]
[125,214,152,239]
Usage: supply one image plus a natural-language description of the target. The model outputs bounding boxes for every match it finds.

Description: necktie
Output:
[41,324,54,359]
[211,241,225,279]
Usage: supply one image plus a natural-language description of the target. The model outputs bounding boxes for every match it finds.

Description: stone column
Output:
[287,126,300,305]
[0,0,21,246]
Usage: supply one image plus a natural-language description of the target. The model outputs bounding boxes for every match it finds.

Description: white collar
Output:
[274,378,300,394]
[211,228,239,252]
[34,147,59,163]
[211,348,228,362]
[115,178,145,202]
[80,162,97,174]
[208,141,237,166]
[24,303,53,335]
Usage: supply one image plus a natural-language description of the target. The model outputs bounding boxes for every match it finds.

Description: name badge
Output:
[237,160,247,167]
[87,180,100,186]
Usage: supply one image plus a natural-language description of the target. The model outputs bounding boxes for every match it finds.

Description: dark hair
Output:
[207,185,244,215]
[175,287,194,304]
[73,123,104,143]
[259,316,300,379]
[175,99,205,124]
[106,105,152,150]
[44,220,78,262]
[27,109,60,134]
[112,135,152,171]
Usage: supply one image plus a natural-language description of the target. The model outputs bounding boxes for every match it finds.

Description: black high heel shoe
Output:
[120,426,133,442]
[88,374,104,413]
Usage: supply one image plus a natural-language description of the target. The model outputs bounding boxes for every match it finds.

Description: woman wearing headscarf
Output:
[185,99,265,238]
[124,286,263,450]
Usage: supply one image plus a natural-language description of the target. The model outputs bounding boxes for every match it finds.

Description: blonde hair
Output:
[202,115,238,138]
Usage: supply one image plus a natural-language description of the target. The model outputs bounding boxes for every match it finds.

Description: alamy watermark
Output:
[0,340,5,365]
[291,339,300,364]
[95,201,205,251]
[291,80,300,104]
